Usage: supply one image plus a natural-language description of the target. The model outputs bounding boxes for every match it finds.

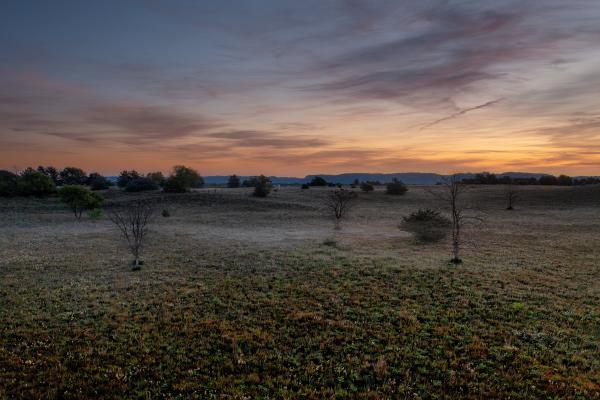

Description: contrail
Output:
[419,98,504,131]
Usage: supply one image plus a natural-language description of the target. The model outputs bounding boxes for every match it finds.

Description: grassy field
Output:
[1,185,599,399]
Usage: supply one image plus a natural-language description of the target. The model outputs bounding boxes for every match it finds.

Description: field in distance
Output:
[1,185,599,399]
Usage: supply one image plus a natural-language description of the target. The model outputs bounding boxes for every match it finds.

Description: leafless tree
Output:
[428,175,480,264]
[109,200,155,270]
[325,189,357,229]
[505,182,519,210]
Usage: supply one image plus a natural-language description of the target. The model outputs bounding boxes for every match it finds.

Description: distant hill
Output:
[198,172,553,185]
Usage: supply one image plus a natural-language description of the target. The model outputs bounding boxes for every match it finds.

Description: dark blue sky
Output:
[2,1,600,175]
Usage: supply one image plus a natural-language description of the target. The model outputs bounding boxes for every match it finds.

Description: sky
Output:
[1,0,600,176]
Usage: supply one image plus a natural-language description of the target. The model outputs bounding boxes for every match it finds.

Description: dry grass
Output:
[1,185,599,399]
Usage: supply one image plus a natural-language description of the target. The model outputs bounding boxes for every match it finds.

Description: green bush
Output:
[0,170,19,197]
[17,168,56,197]
[87,208,104,220]
[163,165,203,193]
[253,175,272,197]
[401,208,450,243]
[60,167,87,185]
[386,178,408,195]
[87,173,113,190]
[58,185,103,220]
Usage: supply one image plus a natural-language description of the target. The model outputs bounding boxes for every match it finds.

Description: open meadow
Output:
[1,185,599,399]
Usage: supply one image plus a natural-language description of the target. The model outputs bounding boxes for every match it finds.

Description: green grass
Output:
[0,186,599,399]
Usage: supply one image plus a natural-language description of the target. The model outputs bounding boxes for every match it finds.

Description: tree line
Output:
[461,172,599,186]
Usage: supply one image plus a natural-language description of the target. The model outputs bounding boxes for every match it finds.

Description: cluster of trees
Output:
[462,172,599,186]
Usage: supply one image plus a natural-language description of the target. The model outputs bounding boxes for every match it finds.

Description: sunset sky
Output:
[2,0,600,176]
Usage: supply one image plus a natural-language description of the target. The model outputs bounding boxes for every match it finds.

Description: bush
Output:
[87,208,104,220]
[163,165,203,193]
[360,182,374,193]
[386,178,408,195]
[146,171,165,187]
[0,170,19,197]
[253,175,272,197]
[161,209,170,217]
[309,176,328,186]
[117,170,141,188]
[17,168,56,197]
[301,183,310,189]
[60,167,87,185]
[125,177,159,192]
[58,185,103,219]
[87,173,113,190]
[401,208,450,243]
[227,174,241,188]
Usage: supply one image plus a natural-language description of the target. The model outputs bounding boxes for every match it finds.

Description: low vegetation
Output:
[401,208,451,243]
[386,178,408,195]
[58,185,103,220]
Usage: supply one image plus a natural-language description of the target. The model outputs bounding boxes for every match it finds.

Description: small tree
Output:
[428,175,479,264]
[17,168,56,197]
[505,182,519,210]
[253,175,272,197]
[60,167,87,185]
[228,174,241,188]
[146,171,165,187]
[109,200,154,270]
[325,189,356,229]
[386,178,408,195]
[117,170,141,188]
[360,182,374,193]
[0,170,19,197]
[58,185,103,220]
[163,165,203,193]
[87,173,113,190]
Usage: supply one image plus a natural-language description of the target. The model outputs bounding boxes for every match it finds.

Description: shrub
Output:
[37,166,61,185]
[253,175,272,197]
[0,170,19,197]
[58,185,103,219]
[60,167,87,185]
[109,200,155,270]
[309,176,328,186]
[125,177,159,192]
[163,165,203,193]
[147,171,165,187]
[87,208,104,220]
[17,168,56,197]
[360,182,374,193]
[401,208,450,243]
[87,173,113,190]
[161,209,170,217]
[117,170,141,188]
[227,174,241,188]
[301,183,310,189]
[386,178,408,195]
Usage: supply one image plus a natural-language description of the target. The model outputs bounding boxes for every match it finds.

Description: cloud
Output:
[419,98,503,130]
[207,130,329,148]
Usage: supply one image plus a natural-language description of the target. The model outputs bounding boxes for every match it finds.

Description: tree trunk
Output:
[451,240,461,264]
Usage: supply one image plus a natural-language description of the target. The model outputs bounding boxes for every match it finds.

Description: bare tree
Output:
[109,200,155,270]
[325,189,357,229]
[505,181,519,210]
[428,175,478,264]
